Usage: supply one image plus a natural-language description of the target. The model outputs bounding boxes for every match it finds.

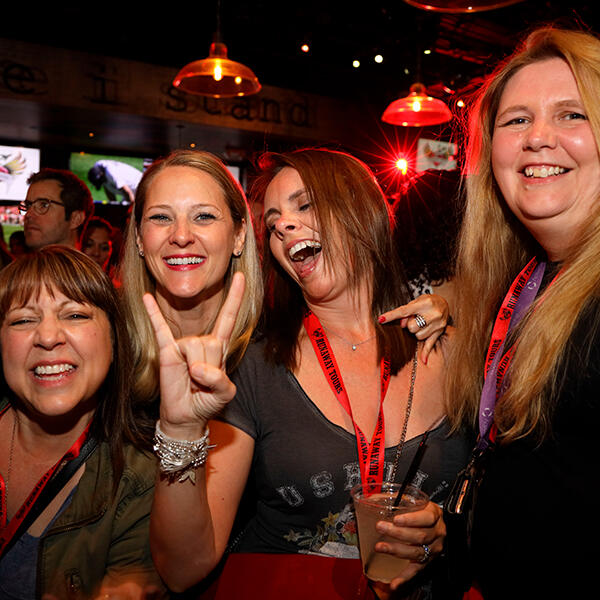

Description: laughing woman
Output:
[147,149,468,598]
[446,27,600,598]
[0,246,166,599]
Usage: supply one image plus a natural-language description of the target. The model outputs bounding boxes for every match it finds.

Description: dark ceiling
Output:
[2,0,597,103]
[0,0,598,161]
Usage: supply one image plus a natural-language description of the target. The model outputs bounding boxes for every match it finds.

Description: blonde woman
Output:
[119,150,263,404]
[446,27,600,598]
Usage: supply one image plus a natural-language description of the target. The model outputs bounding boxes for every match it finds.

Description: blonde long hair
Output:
[120,150,263,403]
[447,27,600,442]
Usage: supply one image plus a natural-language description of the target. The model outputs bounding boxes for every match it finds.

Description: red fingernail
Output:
[378,315,386,323]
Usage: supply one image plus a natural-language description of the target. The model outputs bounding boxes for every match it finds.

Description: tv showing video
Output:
[70,152,152,205]
[0,145,41,201]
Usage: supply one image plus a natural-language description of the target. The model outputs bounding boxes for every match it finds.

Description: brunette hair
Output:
[447,27,600,442]
[120,149,262,402]
[27,168,94,238]
[0,246,153,483]
[252,148,416,374]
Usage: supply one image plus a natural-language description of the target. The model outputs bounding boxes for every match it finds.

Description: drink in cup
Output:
[351,483,429,583]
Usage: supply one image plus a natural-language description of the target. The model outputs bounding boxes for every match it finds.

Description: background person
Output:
[22,169,93,250]
[0,246,166,599]
[446,27,600,599]
[88,159,144,204]
[8,230,27,258]
[80,216,123,287]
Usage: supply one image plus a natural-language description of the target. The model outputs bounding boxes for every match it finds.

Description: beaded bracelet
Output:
[153,421,214,484]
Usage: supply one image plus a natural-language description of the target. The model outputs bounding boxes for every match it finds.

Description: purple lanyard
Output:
[477,260,546,449]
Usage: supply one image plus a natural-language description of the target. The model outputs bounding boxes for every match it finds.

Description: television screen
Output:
[0,145,41,201]
[0,204,23,249]
[70,152,152,205]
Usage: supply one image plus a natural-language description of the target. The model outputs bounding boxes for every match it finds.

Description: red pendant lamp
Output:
[382,82,452,127]
[173,1,261,98]
[403,0,524,12]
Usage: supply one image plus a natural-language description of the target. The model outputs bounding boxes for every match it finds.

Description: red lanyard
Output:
[0,406,91,555]
[303,310,391,488]
[479,258,560,446]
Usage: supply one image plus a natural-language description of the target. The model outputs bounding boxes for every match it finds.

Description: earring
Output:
[233,250,242,258]
[138,248,145,258]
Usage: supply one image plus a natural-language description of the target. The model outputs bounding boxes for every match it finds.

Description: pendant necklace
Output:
[323,327,376,351]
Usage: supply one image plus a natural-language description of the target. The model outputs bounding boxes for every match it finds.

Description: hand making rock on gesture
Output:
[142,272,246,438]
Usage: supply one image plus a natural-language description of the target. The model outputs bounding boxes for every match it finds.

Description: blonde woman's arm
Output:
[144,273,254,592]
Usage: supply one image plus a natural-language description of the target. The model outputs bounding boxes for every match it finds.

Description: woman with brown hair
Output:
[147,148,468,598]
[445,26,600,598]
[0,246,166,598]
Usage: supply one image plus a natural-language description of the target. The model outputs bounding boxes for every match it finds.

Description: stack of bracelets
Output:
[153,421,213,484]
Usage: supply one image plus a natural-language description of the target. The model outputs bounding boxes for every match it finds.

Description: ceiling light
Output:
[173,35,261,97]
[353,60,360,68]
[301,44,310,53]
[382,83,452,127]
[172,2,260,98]
[403,0,524,13]
[374,54,383,63]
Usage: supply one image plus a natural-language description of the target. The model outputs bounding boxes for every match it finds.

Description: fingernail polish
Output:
[378,315,386,324]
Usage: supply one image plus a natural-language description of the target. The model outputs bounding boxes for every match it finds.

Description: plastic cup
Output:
[351,482,429,583]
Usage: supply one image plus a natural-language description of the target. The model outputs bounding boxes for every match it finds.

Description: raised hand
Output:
[142,272,245,435]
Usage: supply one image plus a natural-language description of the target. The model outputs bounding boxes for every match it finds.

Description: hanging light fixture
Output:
[403,0,524,13]
[382,83,452,127]
[173,0,261,98]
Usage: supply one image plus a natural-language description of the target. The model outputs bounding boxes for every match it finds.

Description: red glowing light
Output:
[395,158,409,175]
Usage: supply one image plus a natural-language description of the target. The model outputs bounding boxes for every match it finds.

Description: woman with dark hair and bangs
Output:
[148,148,467,599]
[0,246,166,599]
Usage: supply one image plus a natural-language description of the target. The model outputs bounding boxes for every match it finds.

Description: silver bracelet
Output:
[153,420,213,484]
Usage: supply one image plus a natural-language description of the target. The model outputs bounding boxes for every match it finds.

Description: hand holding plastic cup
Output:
[351,482,429,583]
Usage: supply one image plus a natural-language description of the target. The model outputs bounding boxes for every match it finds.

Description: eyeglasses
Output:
[19,198,65,215]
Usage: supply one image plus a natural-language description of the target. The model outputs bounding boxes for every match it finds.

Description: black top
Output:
[470,300,600,598]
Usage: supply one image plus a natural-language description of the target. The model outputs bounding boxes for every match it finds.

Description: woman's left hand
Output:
[373,501,446,591]
[379,294,449,363]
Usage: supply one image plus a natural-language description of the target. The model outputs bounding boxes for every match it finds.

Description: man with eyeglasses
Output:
[21,168,94,250]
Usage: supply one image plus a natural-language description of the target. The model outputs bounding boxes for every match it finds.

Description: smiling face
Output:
[1,286,113,422]
[263,167,350,305]
[492,57,600,259]
[136,165,246,308]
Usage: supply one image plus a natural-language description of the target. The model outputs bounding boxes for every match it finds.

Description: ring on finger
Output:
[419,544,431,564]
[414,314,427,329]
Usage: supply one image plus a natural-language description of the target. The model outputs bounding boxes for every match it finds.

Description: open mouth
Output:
[523,166,568,179]
[288,240,322,262]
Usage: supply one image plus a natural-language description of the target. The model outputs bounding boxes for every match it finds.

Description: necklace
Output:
[323,327,376,351]
[389,348,418,482]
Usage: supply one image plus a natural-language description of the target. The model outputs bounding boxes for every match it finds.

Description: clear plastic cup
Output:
[351,482,429,583]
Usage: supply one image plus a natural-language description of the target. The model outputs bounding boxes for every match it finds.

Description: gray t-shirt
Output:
[219,340,470,557]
